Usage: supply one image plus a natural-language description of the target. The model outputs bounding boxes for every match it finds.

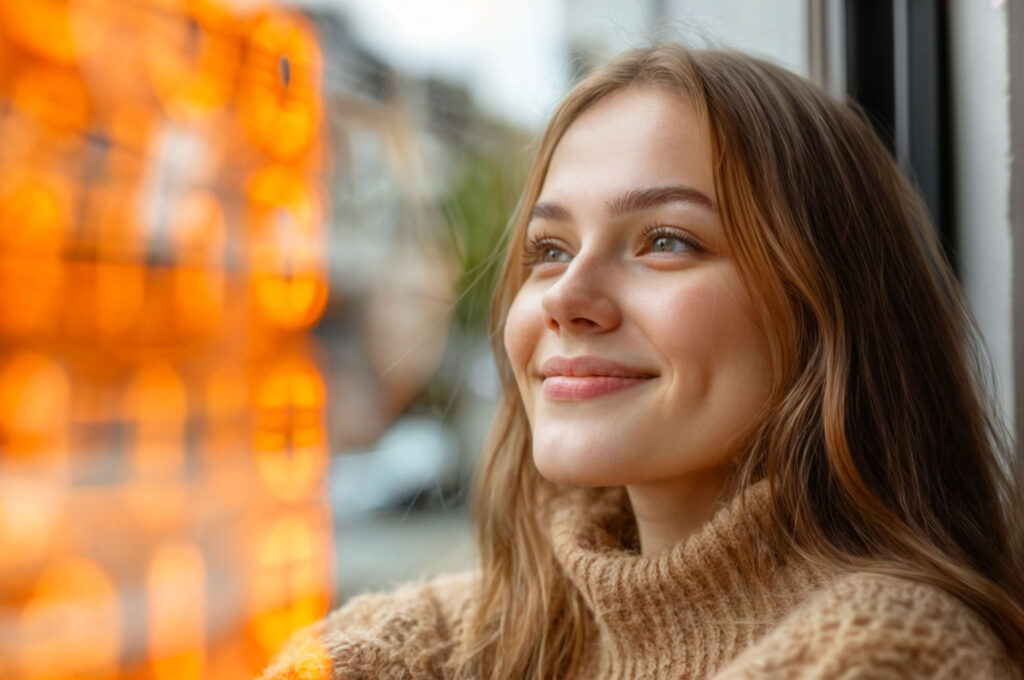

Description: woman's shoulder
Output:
[716,570,1017,679]
[259,570,479,680]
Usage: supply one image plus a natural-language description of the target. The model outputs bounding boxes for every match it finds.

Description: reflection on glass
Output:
[240,12,321,161]
[0,1,335,677]
[0,175,69,336]
[18,557,120,680]
[0,353,70,467]
[254,357,328,502]
[172,189,227,335]
[148,542,206,680]
[248,509,332,667]
[246,164,327,331]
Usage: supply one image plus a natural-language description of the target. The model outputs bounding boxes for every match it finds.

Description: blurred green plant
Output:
[443,129,529,336]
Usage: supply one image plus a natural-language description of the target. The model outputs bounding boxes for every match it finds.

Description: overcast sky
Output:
[300,0,808,129]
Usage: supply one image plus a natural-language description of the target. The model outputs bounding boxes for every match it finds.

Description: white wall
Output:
[950,0,1013,430]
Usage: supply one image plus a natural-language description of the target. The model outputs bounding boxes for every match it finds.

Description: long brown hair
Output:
[453,44,1024,678]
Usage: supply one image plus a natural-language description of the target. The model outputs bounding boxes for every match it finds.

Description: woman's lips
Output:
[542,375,653,400]
[539,356,656,401]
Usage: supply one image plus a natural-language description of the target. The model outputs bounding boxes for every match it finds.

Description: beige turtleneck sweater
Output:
[260,480,1016,679]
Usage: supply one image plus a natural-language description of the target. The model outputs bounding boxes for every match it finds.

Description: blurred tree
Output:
[394,125,528,503]
[444,127,528,336]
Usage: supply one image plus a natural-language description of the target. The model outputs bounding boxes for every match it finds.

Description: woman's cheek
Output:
[503,290,541,402]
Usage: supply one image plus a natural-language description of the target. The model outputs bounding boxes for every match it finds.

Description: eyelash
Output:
[522,233,564,267]
[638,223,704,255]
[522,223,703,266]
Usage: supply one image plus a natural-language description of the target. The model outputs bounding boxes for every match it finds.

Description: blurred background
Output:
[0,0,1018,678]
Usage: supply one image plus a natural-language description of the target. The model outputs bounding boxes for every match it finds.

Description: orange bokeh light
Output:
[125,362,189,478]
[0,173,70,337]
[18,557,120,680]
[173,188,228,335]
[10,64,91,134]
[0,476,66,574]
[143,0,240,122]
[0,352,70,465]
[239,11,322,160]
[83,180,148,339]
[148,541,206,680]
[248,511,331,659]
[253,357,328,502]
[0,0,102,65]
[124,363,189,531]
[245,165,328,330]
[205,365,249,421]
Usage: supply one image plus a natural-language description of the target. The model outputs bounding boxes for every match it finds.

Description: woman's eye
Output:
[640,226,703,256]
[524,238,572,266]
[539,246,571,263]
[651,236,689,253]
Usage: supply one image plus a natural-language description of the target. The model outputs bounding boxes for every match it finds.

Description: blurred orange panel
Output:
[94,260,148,339]
[146,0,237,29]
[254,435,327,502]
[143,0,241,122]
[148,542,206,680]
[0,353,70,466]
[64,178,149,340]
[104,105,161,157]
[11,64,92,134]
[247,510,332,664]
[124,364,189,532]
[0,0,103,65]
[253,358,327,501]
[239,11,322,160]
[0,0,336,676]
[246,164,320,227]
[0,476,67,575]
[204,365,248,420]
[245,165,327,330]
[18,557,120,680]
[0,173,71,337]
[173,189,227,335]
[251,270,328,331]
[253,356,326,412]
[69,0,151,111]
[125,363,189,478]
[200,366,252,509]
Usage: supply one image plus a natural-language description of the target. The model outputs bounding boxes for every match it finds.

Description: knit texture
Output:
[260,480,1016,679]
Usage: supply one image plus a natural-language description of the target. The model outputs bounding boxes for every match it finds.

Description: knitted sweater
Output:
[260,480,1015,679]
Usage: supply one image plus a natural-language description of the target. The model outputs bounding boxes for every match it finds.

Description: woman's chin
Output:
[531,445,629,488]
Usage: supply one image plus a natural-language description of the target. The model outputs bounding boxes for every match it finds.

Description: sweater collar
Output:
[546,479,835,677]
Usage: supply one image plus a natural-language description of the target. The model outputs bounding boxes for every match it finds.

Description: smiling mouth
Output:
[539,356,657,401]
[541,375,654,401]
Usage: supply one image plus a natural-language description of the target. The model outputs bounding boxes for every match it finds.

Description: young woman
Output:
[262,45,1024,679]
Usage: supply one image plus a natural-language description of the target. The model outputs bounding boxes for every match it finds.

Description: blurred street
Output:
[335,507,475,597]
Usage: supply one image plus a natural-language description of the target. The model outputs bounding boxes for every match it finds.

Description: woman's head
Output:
[503,84,773,489]
[492,45,966,486]
[461,44,1024,679]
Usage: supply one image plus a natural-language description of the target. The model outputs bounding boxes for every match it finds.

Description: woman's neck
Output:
[625,466,732,557]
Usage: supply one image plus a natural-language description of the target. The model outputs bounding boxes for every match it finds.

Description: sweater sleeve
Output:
[258,570,478,680]
[713,572,1016,679]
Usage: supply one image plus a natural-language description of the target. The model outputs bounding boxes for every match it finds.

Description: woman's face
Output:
[504,86,773,487]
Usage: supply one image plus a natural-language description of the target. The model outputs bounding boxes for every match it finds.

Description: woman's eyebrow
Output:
[529,201,572,222]
[529,184,717,223]
[608,185,717,216]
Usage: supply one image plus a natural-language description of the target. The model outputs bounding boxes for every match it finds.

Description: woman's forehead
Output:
[537,86,715,211]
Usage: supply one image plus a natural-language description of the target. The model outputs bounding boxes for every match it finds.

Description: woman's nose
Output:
[540,255,621,334]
